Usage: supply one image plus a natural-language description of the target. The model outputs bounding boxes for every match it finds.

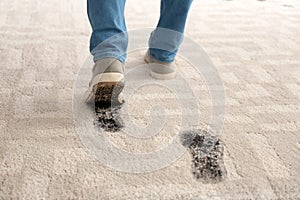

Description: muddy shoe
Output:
[144,50,176,80]
[84,58,125,103]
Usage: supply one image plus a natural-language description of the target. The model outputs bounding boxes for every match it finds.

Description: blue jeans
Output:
[87,0,193,63]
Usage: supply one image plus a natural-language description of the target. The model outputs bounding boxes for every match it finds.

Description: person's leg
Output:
[87,0,127,63]
[148,0,193,63]
[85,0,127,103]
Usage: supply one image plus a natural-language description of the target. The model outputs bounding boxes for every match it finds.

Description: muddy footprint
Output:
[94,100,124,132]
[181,129,227,183]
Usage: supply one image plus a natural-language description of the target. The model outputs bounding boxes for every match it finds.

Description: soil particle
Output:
[181,130,227,183]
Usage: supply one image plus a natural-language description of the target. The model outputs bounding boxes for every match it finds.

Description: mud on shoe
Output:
[84,58,125,104]
[144,50,176,80]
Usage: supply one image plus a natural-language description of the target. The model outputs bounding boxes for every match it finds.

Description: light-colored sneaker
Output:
[84,58,125,103]
[144,50,176,80]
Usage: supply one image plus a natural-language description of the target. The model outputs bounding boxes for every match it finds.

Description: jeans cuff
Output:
[93,53,126,64]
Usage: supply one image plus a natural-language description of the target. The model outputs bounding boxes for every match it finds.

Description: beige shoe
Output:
[84,58,125,103]
[144,50,176,80]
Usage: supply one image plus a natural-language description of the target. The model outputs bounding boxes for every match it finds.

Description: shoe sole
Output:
[84,73,124,103]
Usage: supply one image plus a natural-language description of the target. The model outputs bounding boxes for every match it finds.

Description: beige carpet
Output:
[0,0,300,199]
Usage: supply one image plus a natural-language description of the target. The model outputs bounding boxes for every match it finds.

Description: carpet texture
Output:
[0,0,299,199]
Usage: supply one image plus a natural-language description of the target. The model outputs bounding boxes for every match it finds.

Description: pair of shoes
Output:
[84,52,176,103]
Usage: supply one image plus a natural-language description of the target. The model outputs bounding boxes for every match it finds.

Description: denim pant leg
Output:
[149,0,193,63]
[87,0,128,63]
